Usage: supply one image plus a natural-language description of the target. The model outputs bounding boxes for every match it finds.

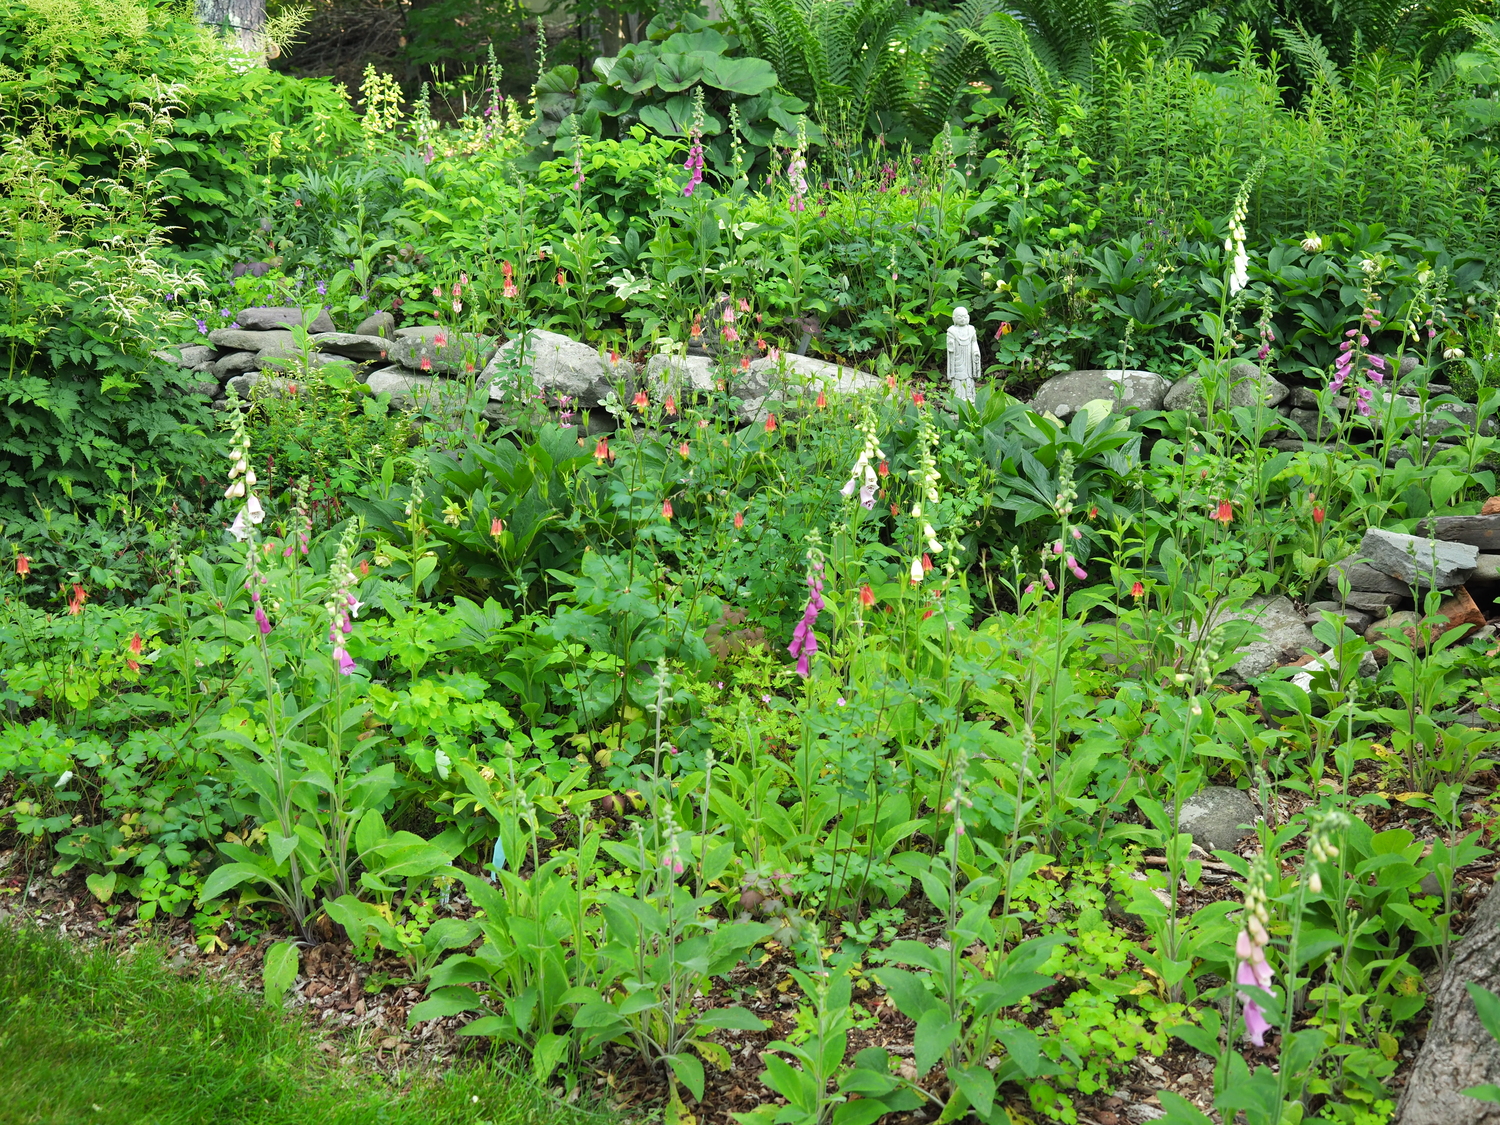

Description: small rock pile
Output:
[155,307,499,410]
[1024,355,1481,456]
[1323,520,1500,648]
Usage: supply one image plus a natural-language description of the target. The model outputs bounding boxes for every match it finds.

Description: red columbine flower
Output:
[502,261,518,298]
[129,633,143,655]
[877,461,889,478]
[764,413,777,433]
[420,356,433,371]
[1089,505,1098,519]
[1212,500,1233,524]
[67,583,87,615]
[921,553,933,574]
[678,442,690,458]
[15,554,29,576]
[733,511,744,529]
[890,503,899,517]
[859,584,874,607]
[996,322,1013,338]
[690,316,702,340]
[665,395,677,415]
[885,375,897,391]
[632,390,649,410]
[912,391,925,406]
[815,390,827,408]
[610,349,620,364]
[740,355,750,370]
[434,332,448,348]
[359,560,370,576]
[491,518,504,537]
[1131,580,1145,599]
[662,499,673,520]
[594,437,609,461]
[1312,505,1325,525]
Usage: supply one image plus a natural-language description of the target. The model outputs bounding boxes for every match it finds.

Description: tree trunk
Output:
[195,0,265,55]
[1396,878,1500,1125]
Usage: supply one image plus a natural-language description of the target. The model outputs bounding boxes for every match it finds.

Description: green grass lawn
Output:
[0,925,600,1125]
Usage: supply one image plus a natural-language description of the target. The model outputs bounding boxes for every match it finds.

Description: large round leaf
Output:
[703,55,778,96]
[660,28,729,54]
[654,52,707,91]
[610,50,658,95]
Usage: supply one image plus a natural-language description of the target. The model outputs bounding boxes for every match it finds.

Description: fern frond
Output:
[965,12,1062,126]
[1273,21,1343,91]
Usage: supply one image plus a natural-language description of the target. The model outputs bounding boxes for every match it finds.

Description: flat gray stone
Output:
[483,329,631,406]
[355,310,396,339]
[1177,787,1259,854]
[255,351,355,374]
[1328,558,1411,595]
[1343,590,1406,613]
[390,325,497,376]
[367,367,441,408]
[1359,527,1477,589]
[1414,515,1500,551]
[211,351,261,379]
[1473,554,1500,583]
[208,328,296,353]
[155,344,217,368]
[311,333,392,363]
[1304,602,1374,633]
[1233,623,1317,679]
[225,372,295,399]
[1162,363,1288,414]
[235,306,335,333]
[1029,369,1169,419]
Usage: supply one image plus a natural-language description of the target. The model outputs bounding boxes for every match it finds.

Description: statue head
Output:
[953,306,970,327]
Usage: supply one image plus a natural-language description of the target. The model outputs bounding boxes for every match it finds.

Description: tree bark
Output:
[195,0,265,55]
[1397,877,1500,1125]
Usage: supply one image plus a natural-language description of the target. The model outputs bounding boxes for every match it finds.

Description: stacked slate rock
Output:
[1321,525,1493,646]
[154,308,504,415]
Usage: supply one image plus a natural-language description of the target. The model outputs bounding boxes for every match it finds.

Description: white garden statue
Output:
[946,306,982,403]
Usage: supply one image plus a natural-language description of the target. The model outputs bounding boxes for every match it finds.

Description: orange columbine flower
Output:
[129,633,143,655]
[664,395,677,415]
[859,584,874,607]
[1131,581,1145,599]
[764,413,777,433]
[1212,500,1233,524]
[67,583,87,615]
[890,503,899,517]
[739,355,750,370]
[15,554,29,576]
[594,437,609,461]
[877,461,889,478]
[632,390,649,410]
[733,511,744,529]
[815,390,827,409]
[690,316,702,340]
[491,518,505,537]
[662,499,673,520]
[359,560,370,576]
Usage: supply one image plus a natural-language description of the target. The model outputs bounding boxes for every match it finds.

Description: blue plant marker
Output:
[490,834,506,881]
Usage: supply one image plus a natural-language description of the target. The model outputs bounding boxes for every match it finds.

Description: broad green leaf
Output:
[262,941,299,1008]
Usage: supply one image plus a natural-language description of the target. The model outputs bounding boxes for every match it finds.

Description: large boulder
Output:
[390,325,497,376]
[1359,527,1478,589]
[1030,369,1169,420]
[1162,361,1289,414]
[643,353,717,402]
[154,344,217,370]
[367,367,444,409]
[482,329,632,406]
[1327,557,1411,596]
[1201,596,1319,680]
[734,353,880,422]
[1177,787,1259,853]
[311,333,393,363]
[234,306,335,333]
